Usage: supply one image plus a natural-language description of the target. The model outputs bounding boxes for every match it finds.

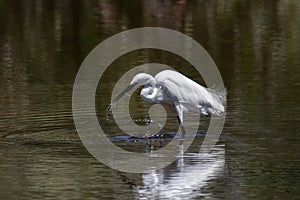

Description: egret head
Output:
[130,73,155,86]
[108,73,155,111]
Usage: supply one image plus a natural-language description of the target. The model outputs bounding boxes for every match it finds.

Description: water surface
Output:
[0,1,299,199]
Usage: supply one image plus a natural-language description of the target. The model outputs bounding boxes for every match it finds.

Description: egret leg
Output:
[174,103,186,140]
[176,116,185,156]
[177,116,186,140]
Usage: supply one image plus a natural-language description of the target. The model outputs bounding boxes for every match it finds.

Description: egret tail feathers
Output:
[206,87,227,115]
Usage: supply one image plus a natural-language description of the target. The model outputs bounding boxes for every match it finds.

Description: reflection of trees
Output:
[144,0,187,30]
[1,0,298,87]
[0,1,299,198]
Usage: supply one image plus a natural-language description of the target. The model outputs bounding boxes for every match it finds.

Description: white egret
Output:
[108,70,226,126]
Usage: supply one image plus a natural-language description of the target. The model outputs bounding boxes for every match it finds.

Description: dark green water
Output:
[0,1,299,199]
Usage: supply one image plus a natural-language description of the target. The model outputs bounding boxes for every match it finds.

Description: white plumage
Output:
[109,70,226,124]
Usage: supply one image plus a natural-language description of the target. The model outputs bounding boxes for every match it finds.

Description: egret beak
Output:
[108,82,138,112]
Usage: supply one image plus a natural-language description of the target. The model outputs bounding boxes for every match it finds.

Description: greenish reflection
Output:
[0,0,299,199]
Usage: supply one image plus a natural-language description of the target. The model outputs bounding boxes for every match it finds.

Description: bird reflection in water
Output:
[133,144,225,200]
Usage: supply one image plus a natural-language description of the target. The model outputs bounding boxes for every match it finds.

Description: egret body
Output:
[109,70,226,125]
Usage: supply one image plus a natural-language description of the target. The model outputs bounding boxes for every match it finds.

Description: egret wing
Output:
[156,70,225,115]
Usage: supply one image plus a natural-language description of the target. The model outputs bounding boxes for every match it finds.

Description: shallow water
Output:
[0,1,299,199]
